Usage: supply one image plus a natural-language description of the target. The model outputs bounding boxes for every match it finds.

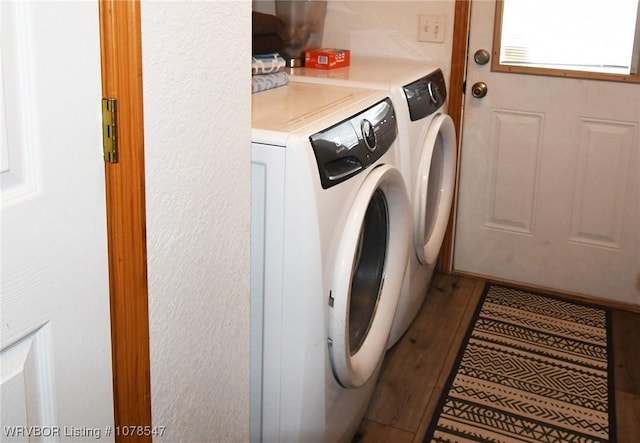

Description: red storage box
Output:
[304,48,350,69]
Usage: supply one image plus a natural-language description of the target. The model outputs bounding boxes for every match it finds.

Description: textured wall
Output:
[141,1,251,441]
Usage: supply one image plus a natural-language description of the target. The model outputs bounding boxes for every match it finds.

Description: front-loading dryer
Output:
[287,57,457,348]
[251,82,410,442]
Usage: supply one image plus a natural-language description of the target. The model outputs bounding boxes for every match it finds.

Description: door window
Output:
[493,0,640,82]
[349,189,388,355]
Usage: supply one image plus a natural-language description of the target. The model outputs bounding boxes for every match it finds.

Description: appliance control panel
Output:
[309,98,397,189]
[402,69,447,122]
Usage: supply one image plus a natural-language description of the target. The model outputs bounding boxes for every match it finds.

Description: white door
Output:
[1,1,114,437]
[454,0,640,305]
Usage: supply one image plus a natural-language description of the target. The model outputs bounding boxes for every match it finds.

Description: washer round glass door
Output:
[414,114,457,265]
[329,165,410,388]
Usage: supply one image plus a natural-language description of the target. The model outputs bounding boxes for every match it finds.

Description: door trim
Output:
[436,0,471,273]
[99,0,152,436]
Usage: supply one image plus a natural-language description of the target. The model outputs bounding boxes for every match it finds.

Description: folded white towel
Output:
[252,71,289,94]
[252,53,287,75]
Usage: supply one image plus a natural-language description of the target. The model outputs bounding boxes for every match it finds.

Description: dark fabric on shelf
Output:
[252,11,284,36]
[252,34,283,56]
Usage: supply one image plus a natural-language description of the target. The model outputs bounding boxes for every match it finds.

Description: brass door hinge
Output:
[102,98,119,163]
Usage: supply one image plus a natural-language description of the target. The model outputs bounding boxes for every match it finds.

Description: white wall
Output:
[322,1,455,79]
[254,0,456,79]
[141,1,251,441]
[138,1,453,438]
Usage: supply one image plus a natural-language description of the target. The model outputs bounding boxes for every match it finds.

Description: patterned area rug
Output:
[424,283,615,442]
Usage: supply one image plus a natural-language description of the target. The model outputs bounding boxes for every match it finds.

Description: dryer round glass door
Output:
[414,114,457,265]
[329,165,410,389]
[349,188,387,355]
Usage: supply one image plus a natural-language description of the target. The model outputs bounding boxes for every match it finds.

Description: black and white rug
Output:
[424,283,615,442]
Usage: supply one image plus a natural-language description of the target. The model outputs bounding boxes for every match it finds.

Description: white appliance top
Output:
[288,56,440,90]
[252,82,387,138]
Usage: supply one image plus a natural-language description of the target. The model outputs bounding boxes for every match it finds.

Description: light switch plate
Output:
[418,15,446,43]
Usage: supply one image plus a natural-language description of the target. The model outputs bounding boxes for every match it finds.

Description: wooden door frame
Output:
[437,0,471,273]
[99,0,152,437]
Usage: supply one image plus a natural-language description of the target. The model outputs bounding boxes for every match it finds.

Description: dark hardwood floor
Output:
[354,273,640,442]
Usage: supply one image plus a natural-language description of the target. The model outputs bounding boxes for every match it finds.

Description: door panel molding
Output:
[1,324,56,428]
[1,1,39,204]
[569,119,636,249]
[99,0,152,437]
[485,109,543,234]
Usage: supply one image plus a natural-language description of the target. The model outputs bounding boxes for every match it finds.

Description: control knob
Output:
[361,119,377,152]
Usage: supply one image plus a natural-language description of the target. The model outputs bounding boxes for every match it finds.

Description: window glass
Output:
[498,0,640,76]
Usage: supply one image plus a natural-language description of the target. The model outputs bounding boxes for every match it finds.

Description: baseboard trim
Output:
[450,270,640,314]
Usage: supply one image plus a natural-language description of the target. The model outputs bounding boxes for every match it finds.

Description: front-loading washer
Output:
[287,57,457,348]
[251,82,411,442]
